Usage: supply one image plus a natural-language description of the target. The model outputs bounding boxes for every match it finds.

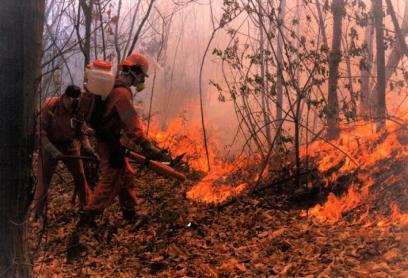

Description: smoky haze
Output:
[41,0,408,158]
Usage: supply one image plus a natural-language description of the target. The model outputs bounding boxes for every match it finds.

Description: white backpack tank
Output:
[85,60,115,100]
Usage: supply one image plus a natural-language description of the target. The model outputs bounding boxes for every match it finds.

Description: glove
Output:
[82,145,100,162]
[141,141,164,161]
[44,142,63,160]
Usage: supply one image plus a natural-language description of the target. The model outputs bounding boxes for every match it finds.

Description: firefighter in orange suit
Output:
[80,53,163,223]
[34,85,96,218]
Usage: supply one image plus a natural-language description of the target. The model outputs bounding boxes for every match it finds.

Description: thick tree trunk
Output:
[327,0,345,140]
[372,0,386,131]
[0,0,44,276]
[79,0,94,67]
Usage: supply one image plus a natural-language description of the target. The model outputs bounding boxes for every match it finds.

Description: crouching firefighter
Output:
[79,54,164,225]
[34,85,97,218]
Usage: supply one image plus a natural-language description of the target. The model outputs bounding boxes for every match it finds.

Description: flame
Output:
[149,117,217,172]
[303,118,408,226]
[148,108,406,212]
[308,175,374,224]
[377,203,408,229]
[149,116,249,203]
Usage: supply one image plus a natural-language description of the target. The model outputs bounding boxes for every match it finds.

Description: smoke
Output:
[42,0,408,156]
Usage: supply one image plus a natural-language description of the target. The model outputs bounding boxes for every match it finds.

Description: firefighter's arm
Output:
[37,100,62,159]
[80,134,99,161]
[114,91,163,160]
[120,133,163,161]
[77,118,99,160]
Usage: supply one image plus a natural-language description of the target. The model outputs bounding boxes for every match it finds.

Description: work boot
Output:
[122,210,137,222]
[77,210,97,228]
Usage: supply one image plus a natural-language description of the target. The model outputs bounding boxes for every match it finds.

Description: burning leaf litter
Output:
[149,116,253,203]
[302,118,408,228]
[29,116,407,276]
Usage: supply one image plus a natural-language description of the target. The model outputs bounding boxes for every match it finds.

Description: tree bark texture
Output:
[79,0,94,67]
[327,0,345,139]
[0,0,44,276]
[372,0,386,131]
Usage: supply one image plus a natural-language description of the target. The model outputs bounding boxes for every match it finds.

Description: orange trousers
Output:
[84,140,137,212]
[34,141,91,215]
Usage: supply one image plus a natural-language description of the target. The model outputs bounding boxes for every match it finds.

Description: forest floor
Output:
[29,152,407,277]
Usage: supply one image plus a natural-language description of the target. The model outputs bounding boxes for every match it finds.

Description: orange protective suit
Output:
[81,80,146,212]
[35,96,91,215]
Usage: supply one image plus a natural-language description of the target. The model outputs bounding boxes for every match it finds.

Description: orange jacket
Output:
[37,96,86,148]
[81,80,146,144]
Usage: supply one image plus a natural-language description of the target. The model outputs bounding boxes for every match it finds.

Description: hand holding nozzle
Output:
[125,149,187,182]
[140,141,166,161]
